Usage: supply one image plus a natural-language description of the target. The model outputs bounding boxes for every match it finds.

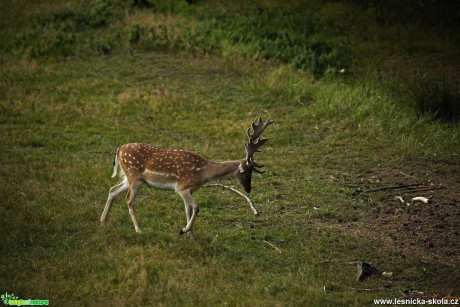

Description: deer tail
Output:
[111,148,119,178]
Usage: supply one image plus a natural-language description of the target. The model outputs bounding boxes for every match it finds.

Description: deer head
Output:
[236,117,274,193]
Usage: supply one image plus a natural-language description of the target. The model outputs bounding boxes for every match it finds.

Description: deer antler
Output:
[247,117,273,140]
[245,117,274,173]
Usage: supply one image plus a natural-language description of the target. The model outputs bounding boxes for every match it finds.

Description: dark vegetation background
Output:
[1,0,459,305]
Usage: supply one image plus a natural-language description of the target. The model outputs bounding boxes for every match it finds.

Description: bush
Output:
[128,25,146,44]
[90,34,119,54]
[6,0,350,76]
[184,4,349,77]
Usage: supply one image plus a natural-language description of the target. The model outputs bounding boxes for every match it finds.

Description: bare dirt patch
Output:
[348,160,460,294]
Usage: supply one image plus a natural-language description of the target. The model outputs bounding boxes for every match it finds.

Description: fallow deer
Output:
[100,117,273,235]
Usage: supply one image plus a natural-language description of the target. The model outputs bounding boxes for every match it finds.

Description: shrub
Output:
[90,34,118,54]
[128,24,146,44]
[185,4,349,77]
[6,0,350,76]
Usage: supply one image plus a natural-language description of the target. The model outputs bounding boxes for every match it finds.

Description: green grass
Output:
[1,1,459,306]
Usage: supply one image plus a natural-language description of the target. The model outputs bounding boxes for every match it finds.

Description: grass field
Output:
[1,1,459,306]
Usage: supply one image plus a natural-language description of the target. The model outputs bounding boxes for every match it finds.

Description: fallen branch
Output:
[395,196,407,205]
[365,183,427,193]
[204,183,259,215]
[274,205,292,214]
[211,233,219,244]
[263,240,282,254]
[402,186,446,193]
[325,282,389,292]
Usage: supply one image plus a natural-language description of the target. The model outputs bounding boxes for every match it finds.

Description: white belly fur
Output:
[144,179,177,191]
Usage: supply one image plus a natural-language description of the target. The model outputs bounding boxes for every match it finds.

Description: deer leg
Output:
[177,189,199,235]
[100,178,129,224]
[184,203,191,224]
[184,203,194,239]
[127,181,143,234]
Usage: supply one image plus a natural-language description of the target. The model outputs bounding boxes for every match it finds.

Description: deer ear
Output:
[239,163,246,173]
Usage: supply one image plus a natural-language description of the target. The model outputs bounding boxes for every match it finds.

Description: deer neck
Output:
[203,159,244,183]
